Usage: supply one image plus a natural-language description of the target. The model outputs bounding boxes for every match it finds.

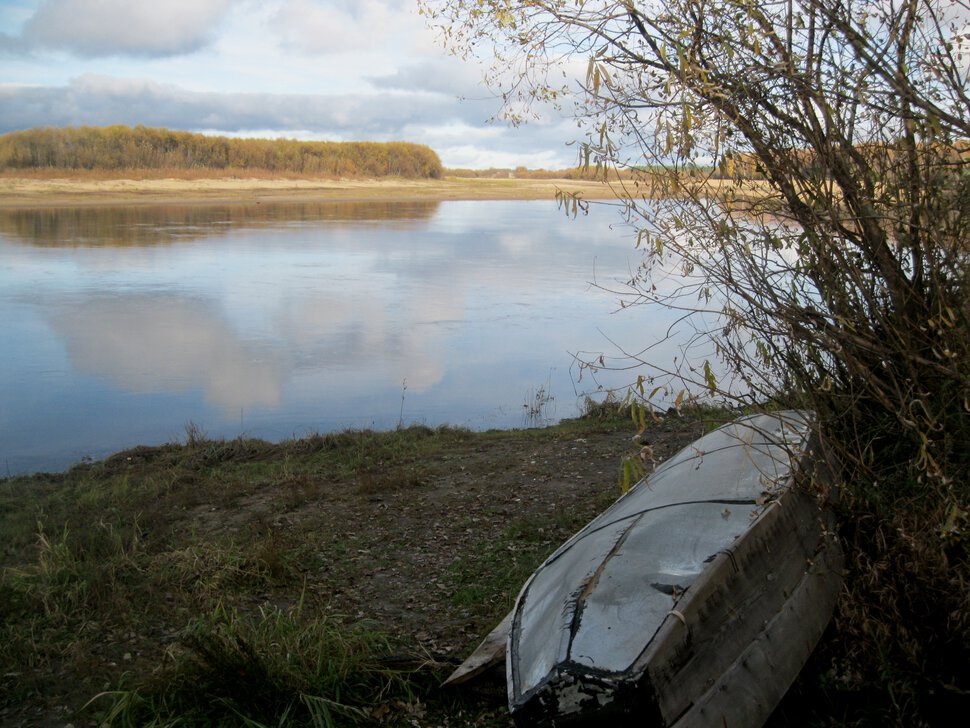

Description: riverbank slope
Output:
[0,407,852,726]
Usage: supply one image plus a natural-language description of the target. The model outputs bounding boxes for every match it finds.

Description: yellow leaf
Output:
[703,360,717,393]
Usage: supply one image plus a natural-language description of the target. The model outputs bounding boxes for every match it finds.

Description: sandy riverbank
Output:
[0,174,630,207]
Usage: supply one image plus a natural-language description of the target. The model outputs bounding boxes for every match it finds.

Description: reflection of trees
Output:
[0,200,441,247]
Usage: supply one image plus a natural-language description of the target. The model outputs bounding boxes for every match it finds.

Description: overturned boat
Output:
[449,411,843,726]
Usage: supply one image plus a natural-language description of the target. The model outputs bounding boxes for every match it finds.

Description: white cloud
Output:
[439,144,573,170]
[270,0,422,56]
[19,0,236,58]
[412,118,581,169]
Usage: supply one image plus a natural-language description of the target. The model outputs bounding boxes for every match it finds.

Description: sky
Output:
[0,0,581,169]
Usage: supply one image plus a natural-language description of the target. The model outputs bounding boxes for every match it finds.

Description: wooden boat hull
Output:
[506,411,843,727]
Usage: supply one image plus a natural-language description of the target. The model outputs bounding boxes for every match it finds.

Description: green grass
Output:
[90,600,414,727]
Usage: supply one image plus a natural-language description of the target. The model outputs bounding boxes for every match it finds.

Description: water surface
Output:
[0,200,685,474]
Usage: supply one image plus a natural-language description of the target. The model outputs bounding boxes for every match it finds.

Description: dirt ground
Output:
[183,414,712,659]
[310,418,707,646]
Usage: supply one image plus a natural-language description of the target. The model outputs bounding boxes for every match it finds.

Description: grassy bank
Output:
[3,405,924,726]
[2,407,732,726]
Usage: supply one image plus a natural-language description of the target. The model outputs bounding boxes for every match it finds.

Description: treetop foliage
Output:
[0,125,444,179]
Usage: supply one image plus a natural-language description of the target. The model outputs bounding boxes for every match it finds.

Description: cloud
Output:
[0,74,479,135]
[368,60,487,96]
[270,0,422,56]
[410,117,582,169]
[0,32,28,55]
[15,0,236,58]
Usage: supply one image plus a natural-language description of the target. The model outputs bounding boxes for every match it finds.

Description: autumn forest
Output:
[0,125,444,179]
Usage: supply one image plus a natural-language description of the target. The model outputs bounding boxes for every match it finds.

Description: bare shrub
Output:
[422,0,969,716]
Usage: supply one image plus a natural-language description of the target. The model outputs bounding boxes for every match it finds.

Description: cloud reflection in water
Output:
[50,296,283,412]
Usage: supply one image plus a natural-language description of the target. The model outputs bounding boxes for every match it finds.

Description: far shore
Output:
[0,173,634,208]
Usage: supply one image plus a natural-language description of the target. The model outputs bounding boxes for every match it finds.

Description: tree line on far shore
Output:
[0,125,444,179]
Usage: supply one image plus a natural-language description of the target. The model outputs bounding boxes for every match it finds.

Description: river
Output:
[0,199,688,475]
